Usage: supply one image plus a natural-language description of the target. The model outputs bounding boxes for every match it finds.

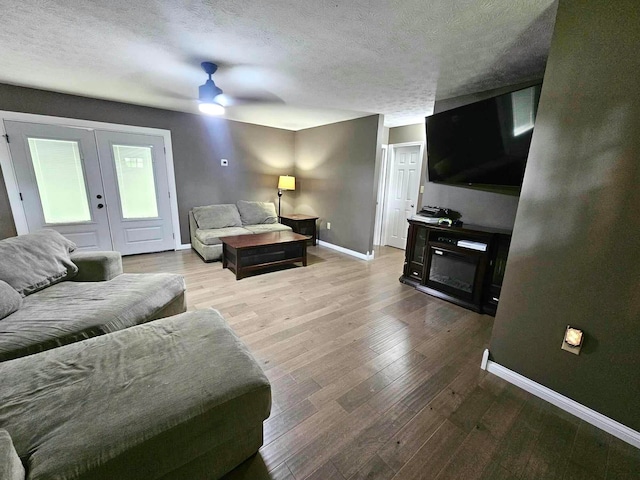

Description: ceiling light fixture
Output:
[198,62,225,116]
[198,102,225,115]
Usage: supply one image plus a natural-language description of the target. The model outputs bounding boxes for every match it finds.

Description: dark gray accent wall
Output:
[387,81,541,231]
[388,122,520,230]
[490,0,640,431]
[428,81,542,230]
[294,115,381,254]
[0,84,295,243]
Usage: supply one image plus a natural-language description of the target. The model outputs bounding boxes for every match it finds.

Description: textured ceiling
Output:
[0,0,557,130]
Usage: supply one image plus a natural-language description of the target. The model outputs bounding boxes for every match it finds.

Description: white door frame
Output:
[379,141,425,247]
[0,111,182,250]
[373,144,388,246]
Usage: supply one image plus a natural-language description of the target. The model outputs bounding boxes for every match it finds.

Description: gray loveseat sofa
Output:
[189,200,292,262]
[0,230,186,362]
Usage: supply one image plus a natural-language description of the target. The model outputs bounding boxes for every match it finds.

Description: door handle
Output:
[97,203,104,209]
[411,204,415,208]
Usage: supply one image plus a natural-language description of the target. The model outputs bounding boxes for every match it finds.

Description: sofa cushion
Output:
[0,229,77,296]
[0,273,185,362]
[192,204,242,229]
[0,310,271,480]
[0,429,25,480]
[237,200,278,225]
[195,227,253,246]
[243,224,293,234]
[0,280,22,320]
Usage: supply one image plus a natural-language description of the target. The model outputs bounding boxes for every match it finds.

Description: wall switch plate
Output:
[420,185,425,193]
[327,222,331,230]
[221,159,228,166]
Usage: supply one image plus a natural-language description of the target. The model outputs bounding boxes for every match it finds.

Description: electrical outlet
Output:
[327,222,331,230]
[221,159,228,166]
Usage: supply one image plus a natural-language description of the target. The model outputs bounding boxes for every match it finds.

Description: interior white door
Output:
[95,131,174,255]
[4,120,113,250]
[384,145,422,250]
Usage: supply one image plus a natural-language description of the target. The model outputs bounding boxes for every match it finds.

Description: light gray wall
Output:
[388,123,424,145]
[381,127,390,145]
[294,115,381,254]
[490,0,640,431]
[0,84,295,243]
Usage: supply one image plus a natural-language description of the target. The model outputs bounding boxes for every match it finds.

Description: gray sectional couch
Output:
[0,230,272,480]
[190,200,292,262]
[0,230,186,362]
[0,310,271,480]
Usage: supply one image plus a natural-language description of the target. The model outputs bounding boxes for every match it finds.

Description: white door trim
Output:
[0,111,181,250]
[373,144,388,246]
[381,141,425,247]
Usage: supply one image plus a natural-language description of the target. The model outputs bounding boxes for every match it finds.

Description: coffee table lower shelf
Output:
[221,232,308,280]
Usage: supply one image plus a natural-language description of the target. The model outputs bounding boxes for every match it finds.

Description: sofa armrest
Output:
[70,251,123,282]
[0,429,25,480]
[189,210,198,242]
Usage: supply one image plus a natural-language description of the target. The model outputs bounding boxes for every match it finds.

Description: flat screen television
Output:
[426,84,542,194]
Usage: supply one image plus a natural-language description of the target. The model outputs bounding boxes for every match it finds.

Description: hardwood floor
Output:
[123,246,640,480]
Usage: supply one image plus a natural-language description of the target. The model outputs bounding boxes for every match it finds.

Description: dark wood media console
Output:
[400,219,512,315]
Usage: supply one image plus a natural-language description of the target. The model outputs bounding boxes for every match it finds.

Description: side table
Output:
[279,214,318,246]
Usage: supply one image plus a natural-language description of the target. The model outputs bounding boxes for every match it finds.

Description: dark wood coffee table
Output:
[221,231,309,280]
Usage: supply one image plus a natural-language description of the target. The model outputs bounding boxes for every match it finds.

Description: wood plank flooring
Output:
[123,246,640,480]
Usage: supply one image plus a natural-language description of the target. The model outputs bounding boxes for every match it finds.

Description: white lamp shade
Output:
[278,175,296,190]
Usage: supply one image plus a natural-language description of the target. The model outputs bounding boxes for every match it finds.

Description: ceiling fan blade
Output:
[148,85,193,101]
[224,92,285,106]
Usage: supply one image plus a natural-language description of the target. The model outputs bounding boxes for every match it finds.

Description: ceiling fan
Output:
[196,60,285,115]
[198,62,225,115]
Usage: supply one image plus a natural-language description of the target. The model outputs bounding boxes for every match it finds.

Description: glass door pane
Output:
[411,226,428,264]
[27,138,91,224]
[112,144,159,219]
[428,247,478,295]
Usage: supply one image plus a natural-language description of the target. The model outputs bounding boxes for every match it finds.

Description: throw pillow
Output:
[192,204,242,229]
[237,200,278,225]
[0,280,22,320]
[0,229,78,296]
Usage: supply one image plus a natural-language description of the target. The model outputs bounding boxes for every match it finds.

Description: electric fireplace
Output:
[426,244,483,302]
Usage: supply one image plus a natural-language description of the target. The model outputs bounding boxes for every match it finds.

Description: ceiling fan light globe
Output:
[199,102,225,116]
[214,93,230,107]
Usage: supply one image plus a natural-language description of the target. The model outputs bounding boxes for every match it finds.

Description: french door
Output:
[95,131,175,255]
[5,121,175,255]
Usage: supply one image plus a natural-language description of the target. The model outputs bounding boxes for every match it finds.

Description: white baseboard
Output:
[176,243,192,251]
[482,350,640,449]
[317,240,374,261]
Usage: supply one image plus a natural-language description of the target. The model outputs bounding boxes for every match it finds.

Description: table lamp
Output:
[277,175,295,218]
